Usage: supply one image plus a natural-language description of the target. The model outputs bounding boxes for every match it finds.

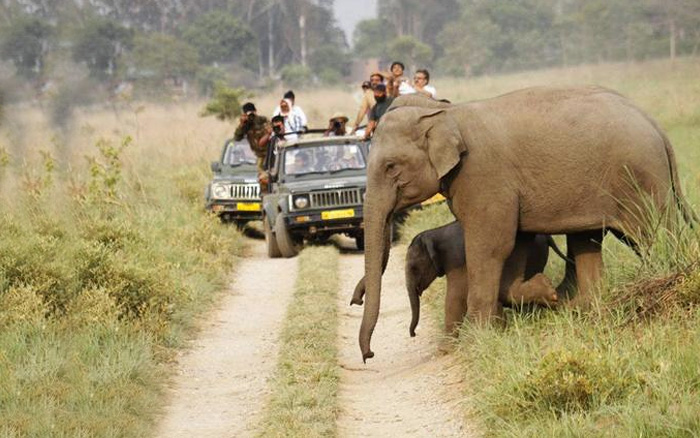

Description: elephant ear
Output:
[419,109,467,181]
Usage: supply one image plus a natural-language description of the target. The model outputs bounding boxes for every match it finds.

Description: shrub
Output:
[520,348,641,416]
[0,285,48,327]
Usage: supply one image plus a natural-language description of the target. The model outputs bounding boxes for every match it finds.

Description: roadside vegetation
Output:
[400,57,700,437]
[0,127,244,435]
[257,246,340,438]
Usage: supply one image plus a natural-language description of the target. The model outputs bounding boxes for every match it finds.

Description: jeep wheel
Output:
[355,232,365,251]
[275,215,302,258]
[264,216,282,258]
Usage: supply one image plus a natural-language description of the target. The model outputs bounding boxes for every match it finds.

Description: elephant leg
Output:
[444,268,468,336]
[500,234,557,306]
[567,230,604,308]
[459,202,518,324]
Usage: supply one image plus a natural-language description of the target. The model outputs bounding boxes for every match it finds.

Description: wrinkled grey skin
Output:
[405,221,558,337]
[359,88,695,361]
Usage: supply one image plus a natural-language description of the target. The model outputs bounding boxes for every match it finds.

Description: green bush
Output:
[280,64,313,89]
[521,348,641,416]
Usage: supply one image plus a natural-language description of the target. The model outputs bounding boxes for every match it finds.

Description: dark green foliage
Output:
[280,64,313,89]
[182,11,258,70]
[0,16,53,79]
[308,44,351,82]
[199,85,250,122]
[72,18,134,80]
[132,33,199,83]
[353,18,396,59]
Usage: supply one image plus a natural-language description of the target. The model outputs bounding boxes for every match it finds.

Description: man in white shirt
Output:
[401,69,437,98]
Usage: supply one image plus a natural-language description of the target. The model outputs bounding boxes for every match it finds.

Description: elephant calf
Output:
[406,221,558,336]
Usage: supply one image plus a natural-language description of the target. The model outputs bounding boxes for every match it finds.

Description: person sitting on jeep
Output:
[287,151,312,175]
[234,102,271,172]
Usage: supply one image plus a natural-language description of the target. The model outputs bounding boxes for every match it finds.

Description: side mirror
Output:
[210,161,221,173]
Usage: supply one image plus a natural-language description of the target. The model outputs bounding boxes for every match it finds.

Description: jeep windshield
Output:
[223,140,257,166]
[282,143,366,177]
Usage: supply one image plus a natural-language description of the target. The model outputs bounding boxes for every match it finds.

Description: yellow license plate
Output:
[321,209,355,220]
[237,202,261,211]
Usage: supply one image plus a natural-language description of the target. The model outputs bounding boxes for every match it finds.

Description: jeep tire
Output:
[264,216,282,258]
[275,215,301,258]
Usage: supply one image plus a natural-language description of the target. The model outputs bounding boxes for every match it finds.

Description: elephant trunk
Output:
[408,282,421,337]
[359,192,394,362]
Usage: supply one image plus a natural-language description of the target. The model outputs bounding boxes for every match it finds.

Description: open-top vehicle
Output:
[205,139,262,226]
[262,136,368,258]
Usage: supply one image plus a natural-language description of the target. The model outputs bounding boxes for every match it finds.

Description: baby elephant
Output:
[407,221,558,336]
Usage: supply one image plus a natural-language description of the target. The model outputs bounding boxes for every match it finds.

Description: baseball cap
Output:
[242,102,256,113]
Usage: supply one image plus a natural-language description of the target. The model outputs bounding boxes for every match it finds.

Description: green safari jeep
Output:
[205,139,262,226]
[262,136,368,258]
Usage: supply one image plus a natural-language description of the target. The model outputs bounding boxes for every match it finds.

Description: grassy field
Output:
[0,56,698,436]
[401,57,700,437]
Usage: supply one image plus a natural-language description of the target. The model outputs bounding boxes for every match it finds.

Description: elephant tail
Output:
[408,286,420,337]
[660,130,699,226]
[547,236,572,263]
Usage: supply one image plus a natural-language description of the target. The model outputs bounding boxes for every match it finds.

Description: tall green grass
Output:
[0,138,244,436]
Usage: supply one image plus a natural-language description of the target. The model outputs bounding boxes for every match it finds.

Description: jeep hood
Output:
[283,175,366,194]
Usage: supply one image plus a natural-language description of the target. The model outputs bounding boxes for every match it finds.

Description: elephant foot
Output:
[555,278,577,300]
[513,273,558,306]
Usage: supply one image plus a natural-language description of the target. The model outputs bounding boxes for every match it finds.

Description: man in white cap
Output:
[324,112,349,137]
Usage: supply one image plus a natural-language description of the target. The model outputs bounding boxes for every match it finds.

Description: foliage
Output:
[0,16,53,79]
[280,64,313,89]
[352,18,396,59]
[196,65,229,97]
[199,85,250,122]
[308,44,351,81]
[132,33,199,83]
[72,18,134,80]
[182,11,258,70]
[386,35,433,70]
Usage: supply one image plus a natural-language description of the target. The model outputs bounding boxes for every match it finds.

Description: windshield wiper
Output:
[291,170,330,177]
[329,167,364,174]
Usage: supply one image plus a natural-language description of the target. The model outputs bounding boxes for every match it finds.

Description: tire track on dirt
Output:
[155,240,298,438]
[336,246,475,437]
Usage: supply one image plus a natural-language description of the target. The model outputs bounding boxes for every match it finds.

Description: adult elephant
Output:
[359,87,695,362]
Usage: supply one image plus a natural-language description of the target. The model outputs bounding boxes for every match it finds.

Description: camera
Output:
[246,112,256,122]
[272,124,283,135]
[333,120,342,129]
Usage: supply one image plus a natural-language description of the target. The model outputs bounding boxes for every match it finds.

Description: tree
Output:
[200,84,250,121]
[72,18,134,80]
[353,18,396,59]
[0,16,53,79]
[308,44,351,82]
[132,34,199,83]
[182,11,258,70]
[386,35,433,70]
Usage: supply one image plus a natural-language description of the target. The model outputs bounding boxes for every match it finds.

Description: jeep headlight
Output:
[293,195,310,209]
[212,183,231,199]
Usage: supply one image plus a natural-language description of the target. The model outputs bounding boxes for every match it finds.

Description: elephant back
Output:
[388,94,453,113]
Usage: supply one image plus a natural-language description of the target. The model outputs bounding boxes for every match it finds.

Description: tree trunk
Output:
[670,19,676,62]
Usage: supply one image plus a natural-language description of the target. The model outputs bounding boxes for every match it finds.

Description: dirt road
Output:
[155,239,473,437]
[155,241,298,438]
[336,245,473,437]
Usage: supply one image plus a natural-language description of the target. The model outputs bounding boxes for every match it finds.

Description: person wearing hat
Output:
[234,102,271,172]
[363,83,394,141]
[324,112,350,137]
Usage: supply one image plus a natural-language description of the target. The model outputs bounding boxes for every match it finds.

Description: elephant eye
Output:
[385,162,395,172]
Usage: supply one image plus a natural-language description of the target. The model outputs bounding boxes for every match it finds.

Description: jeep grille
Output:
[230,184,260,200]
[310,188,362,208]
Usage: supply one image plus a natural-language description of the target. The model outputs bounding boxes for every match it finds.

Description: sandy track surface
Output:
[155,240,298,438]
[336,245,475,437]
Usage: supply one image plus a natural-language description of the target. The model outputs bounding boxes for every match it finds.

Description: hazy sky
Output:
[332,0,377,47]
